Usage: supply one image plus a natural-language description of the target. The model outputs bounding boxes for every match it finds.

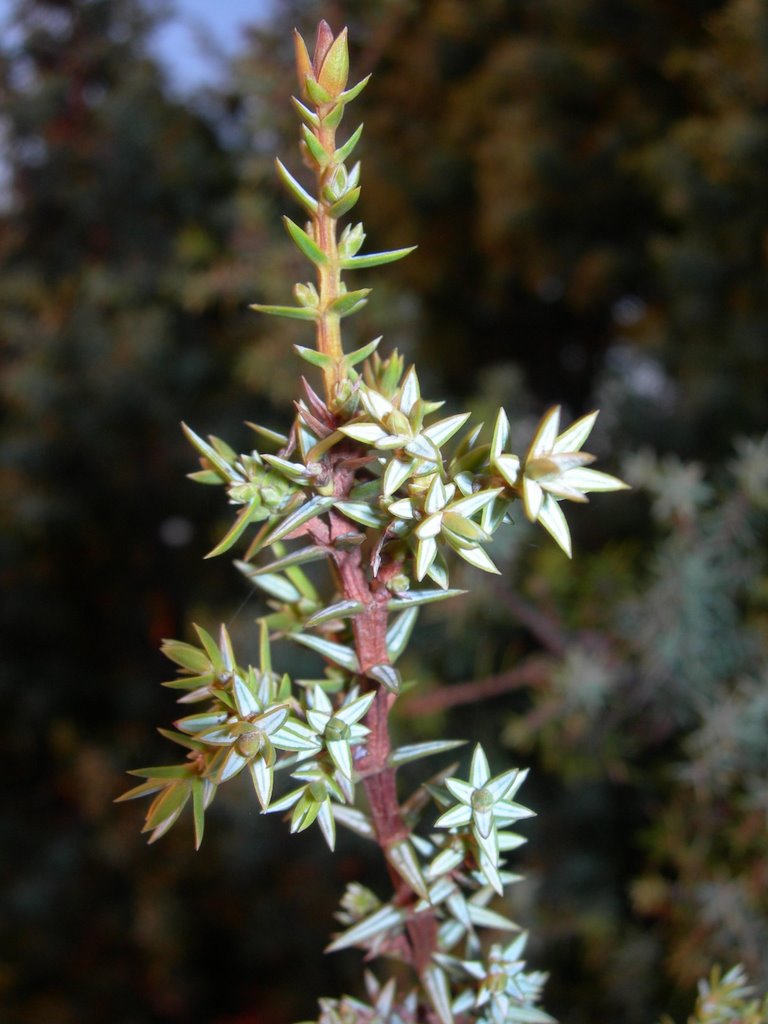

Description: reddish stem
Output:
[325,503,438,975]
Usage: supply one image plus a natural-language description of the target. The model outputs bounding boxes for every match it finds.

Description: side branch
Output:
[403,658,551,717]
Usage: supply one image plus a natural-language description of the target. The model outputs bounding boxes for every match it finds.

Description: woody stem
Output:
[329,511,438,976]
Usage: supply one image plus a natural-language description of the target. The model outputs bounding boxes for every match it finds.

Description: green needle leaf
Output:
[383,458,415,496]
[466,904,519,931]
[332,805,375,840]
[249,546,328,575]
[290,95,319,127]
[192,779,206,850]
[320,101,345,130]
[333,123,364,163]
[248,757,274,810]
[191,625,225,673]
[423,412,471,449]
[261,495,336,549]
[327,186,361,219]
[342,336,382,367]
[368,664,401,693]
[386,607,419,663]
[536,494,573,557]
[325,905,404,953]
[386,588,466,610]
[128,765,195,780]
[161,639,210,674]
[156,729,208,752]
[249,303,318,322]
[386,838,429,899]
[301,123,330,166]
[246,421,289,447]
[293,344,334,368]
[305,77,333,106]
[423,965,454,1024]
[261,454,315,485]
[182,422,240,482]
[388,739,467,767]
[334,500,386,528]
[304,599,366,628]
[116,779,166,802]
[283,216,327,265]
[327,288,371,317]
[205,498,261,558]
[339,75,370,104]
[237,567,302,603]
[316,799,337,850]
[275,158,318,214]
[340,247,416,270]
[290,633,360,672]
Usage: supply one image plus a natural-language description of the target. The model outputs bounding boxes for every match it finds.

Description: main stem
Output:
[313,121,344,405]
[327,504,438,976]
[305,69,439,980]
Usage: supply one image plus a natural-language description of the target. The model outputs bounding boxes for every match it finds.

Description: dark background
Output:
[2,0,768,1021]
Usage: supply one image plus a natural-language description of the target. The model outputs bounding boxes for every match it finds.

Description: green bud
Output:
[363,350,405,396]
[228,467,297,521]
[325,716,352,742]
[340,882,380,919]
[384,410,411,436]
[339,222,365,258]
[261,485,286,509]
[525,456,564,481]
[323,164,349,203]
[294,281,319,308]
[387,573,410,594]
[331,377,359,417]
[236,729,265,758]
[486,970,507,996]
[471,787,494,813]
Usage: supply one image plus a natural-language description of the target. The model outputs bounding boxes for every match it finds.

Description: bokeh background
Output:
[2,0,768,1021]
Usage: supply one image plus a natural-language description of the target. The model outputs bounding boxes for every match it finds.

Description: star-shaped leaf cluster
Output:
[121,622,322,843]
[514,405,629,557]
[387,474,502,584]
[304,685,374,780]
[315,971,418,1024]
[266,686,375,850]
[435,745,534,894]
[182,423,304,557]
[439,933,554,1024]
[339,367,469,493]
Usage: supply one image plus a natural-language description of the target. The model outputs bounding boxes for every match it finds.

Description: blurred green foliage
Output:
[2,0,767,1021]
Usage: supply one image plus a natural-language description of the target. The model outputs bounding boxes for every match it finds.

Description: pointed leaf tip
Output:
[275,159,318,214]
[250,302,318,322]
[317,26,349,97]
[283,216,327,265]
[293,29,313,96]
[313,20,335,72]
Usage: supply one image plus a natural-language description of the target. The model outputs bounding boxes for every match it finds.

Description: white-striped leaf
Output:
[261,495,336,548]
[305,600,366,628]
[389,739,466,767]
[325,905,404,953]
[386,607,419,663]
[291,633,360,672]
